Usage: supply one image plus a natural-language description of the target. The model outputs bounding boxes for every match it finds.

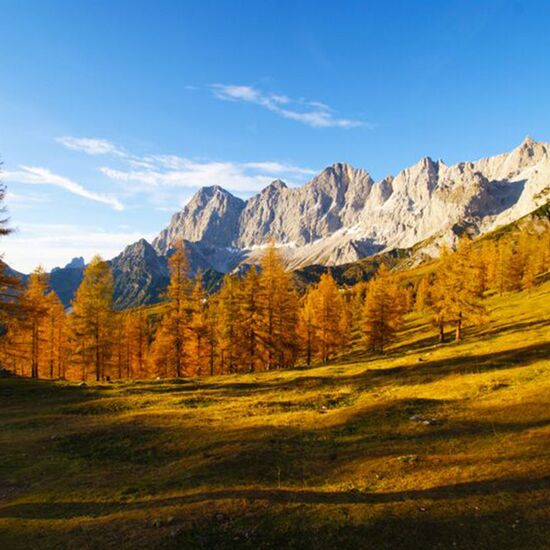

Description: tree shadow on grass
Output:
[1,474,549,520]
[264,341,550,394]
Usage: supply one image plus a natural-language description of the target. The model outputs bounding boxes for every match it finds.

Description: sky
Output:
[1,0,549,272]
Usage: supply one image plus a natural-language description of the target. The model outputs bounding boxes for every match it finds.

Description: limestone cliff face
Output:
[153,186,245,253]
[236,164,374,248]
[150,136,550,269]
[45,137,550,307]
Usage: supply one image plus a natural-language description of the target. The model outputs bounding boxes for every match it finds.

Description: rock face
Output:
[153,186,245,253]
[151,137,550,270]
[109,238,226,309]
[110,239,170,309]
[45,137,550,308]
[236,165,374,248]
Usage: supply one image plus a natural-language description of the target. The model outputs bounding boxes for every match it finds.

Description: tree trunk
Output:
[455,311,463,341]
[31,322,39,379]
[438,321,445,343]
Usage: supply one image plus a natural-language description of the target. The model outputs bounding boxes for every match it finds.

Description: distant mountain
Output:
[52,257,85,272]
[153,186,246,253]
[110,239,169,309]
[16,137,550,309]
[150,137,550,271]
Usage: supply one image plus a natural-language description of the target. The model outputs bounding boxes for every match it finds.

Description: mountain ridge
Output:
[150,136,549,270]
[14,137,550,308]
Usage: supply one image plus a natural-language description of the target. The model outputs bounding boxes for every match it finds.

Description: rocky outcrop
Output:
[153,186,245,253]
[45,137,550,308]
[110,239,170,309]
[151,136,550,270]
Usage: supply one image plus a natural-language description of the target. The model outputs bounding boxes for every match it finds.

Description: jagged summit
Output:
[48,137,550,308]
[65,257,85,269]
[149,136,549,271]
[192,184,236,200]
[51,256,85,274]
[153,183,245,253]
[261,179,288,194]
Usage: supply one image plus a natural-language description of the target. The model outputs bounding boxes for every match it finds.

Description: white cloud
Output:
[211,84,365,129]
[56,136,126,157]
[4,166,124,211]
[54,134,316,195]
[3,222,153,272]
[100,163,273,192]
[99,156,315,193]
[242,162,316,176]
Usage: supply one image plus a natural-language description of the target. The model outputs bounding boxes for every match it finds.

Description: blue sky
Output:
[1,0,549,271]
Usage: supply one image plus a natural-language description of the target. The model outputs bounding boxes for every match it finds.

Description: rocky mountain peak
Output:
[64,256,85,269]
[261,179,288,195]
[193,184,231,200]
[149,135,549,281]
[152,184,245,253]
[519,135,536,148]
[47,137,550,309]
[122,238,157,260]
[51,256,85,274]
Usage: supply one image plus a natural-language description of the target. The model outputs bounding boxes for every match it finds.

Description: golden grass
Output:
[0,283,549,548]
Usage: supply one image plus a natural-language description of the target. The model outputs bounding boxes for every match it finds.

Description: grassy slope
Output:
[0,284,549,549]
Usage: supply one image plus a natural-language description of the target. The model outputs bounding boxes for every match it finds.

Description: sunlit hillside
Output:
[1,281,549,549]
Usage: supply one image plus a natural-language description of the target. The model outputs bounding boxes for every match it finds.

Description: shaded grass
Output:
[0,282,549,548]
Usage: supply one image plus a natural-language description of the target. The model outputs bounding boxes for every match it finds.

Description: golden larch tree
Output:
[433,239,486,341]
[237,266,263,373]
[43,290,66,379]
[151,242,192,378]
[308,272,345,363]
[297,288,316,367]
[21,267,50,379]
[216,274,239,374]
[68,255,115,381]
[188,275,209,376]
[362,264,404,353]
[257,242,299,369]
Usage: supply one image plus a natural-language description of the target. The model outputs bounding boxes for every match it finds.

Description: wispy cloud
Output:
[211,84,365,129]
[4,166,124,211]
[56,136,126,157]
[242,162,316,176]
[17,136,316,213]
[99,156,316,193]
[3,222,153,272]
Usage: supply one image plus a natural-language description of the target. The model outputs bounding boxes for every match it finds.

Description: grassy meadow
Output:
[1,282,549,549]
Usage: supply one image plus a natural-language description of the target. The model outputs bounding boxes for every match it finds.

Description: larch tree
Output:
[308,273,345,363]
[0,171,18,324]
[297,288,316,367]
[126,308,150,379]
[362,264,404,353]
[113,311,130,380]
[237,266,262,373]
[415,274,433,312]
[257,242,299,369]
[216,274,239,374]
[348,282,367,347]
[151,242,192,378]
[204,292,219,376]
[188,275,209,376]
[69,255,115,381]
[433,239,486,341]
[21,267,50,379]
[43,290,66,379]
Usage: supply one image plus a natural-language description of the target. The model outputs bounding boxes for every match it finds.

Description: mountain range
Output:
[21,136,550,308]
